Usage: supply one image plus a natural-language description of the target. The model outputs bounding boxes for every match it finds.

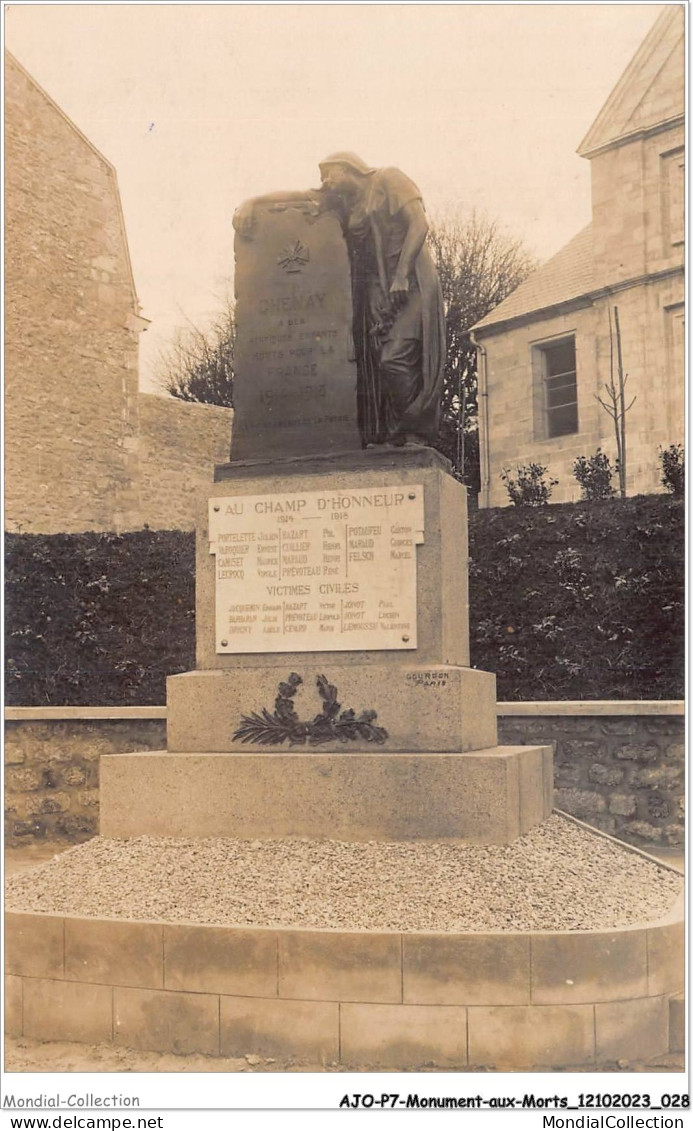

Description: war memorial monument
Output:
[5,155,683,1070]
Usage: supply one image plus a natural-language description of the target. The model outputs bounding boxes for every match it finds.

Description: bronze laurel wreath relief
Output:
[233,673,388,747]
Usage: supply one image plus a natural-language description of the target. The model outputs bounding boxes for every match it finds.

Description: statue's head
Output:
[319,151,374,194]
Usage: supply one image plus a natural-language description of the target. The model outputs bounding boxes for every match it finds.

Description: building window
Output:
[666,304,685,377]
[537,337,578,438]
[664,303,685,435]
[661,147,684,248]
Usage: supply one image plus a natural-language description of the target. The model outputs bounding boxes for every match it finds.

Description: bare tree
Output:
[428,210,538,491]
[596,305,635,498]
[156,297,235,408]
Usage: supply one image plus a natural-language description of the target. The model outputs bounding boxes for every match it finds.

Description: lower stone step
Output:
[4,892,683,1068]
[669,992,685,1053]
[99,745,553,843]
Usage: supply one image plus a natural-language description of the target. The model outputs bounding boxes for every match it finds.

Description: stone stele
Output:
[232,201,360,461]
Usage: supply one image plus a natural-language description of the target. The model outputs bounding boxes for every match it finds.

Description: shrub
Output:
[658,444,684,497]
[573,450,616,501]
[500,463,557,507]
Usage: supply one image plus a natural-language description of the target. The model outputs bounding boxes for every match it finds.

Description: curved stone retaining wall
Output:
[4,892,683,1069]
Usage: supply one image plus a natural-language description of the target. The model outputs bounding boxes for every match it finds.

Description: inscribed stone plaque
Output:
[209,484,424,653]
[233,201,360,460]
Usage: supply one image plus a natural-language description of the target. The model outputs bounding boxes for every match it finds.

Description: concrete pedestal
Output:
[196,448,471,670]
[98,448,548,847]
[167,665,497,754]
[100,745,553,843]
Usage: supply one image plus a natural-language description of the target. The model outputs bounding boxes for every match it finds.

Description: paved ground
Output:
[4,838,685,1075]
[3,1037,685,1074]
[6,840,76,876]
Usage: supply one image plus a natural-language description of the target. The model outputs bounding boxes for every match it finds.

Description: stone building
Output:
[5,52,232,533]
[472,9,684,508]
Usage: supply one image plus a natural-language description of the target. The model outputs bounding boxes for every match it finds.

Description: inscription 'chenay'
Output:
[258,291,326,315]
[209,485,424,654]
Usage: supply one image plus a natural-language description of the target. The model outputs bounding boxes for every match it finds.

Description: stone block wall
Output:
[4,708,683,850]
[590,123,684,284]
[4,718,166,845]
[5,53,144,534]
[135,394,233,530]
[587,8,683,284]
[5,54,233,537]
[498,712,684,848]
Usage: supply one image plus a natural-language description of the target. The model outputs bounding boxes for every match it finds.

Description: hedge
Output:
[5,495,684,705]
[469,494,684,700]
[5,530,195,706]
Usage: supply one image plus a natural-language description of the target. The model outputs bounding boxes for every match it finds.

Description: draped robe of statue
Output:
[338,167,446,447]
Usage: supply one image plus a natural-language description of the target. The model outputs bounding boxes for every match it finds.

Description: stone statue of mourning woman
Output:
[233,152,446,450]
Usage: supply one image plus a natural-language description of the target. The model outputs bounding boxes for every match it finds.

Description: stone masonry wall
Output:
[5,54,143,534]
[498,714,684,849]
[590,125,684,285]
[4,712,683,849]
[5,54,233,536]
[136,394,233,530]
[4,720,166,846]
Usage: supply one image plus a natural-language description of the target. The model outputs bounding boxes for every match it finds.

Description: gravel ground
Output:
[5,815,682,931]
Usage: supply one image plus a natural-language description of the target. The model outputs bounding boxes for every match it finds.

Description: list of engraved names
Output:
[209,485,424,653]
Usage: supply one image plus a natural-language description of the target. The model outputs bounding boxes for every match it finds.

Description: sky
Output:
[5,2,668,392]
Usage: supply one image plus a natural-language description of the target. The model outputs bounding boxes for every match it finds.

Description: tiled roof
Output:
[472,224,595,333]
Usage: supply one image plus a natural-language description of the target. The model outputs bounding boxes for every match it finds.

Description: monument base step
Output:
[99,745,552,843]
[167,664,497,754]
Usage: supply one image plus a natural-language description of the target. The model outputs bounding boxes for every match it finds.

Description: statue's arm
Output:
[233,189,326,238]
[389,200,429,310]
